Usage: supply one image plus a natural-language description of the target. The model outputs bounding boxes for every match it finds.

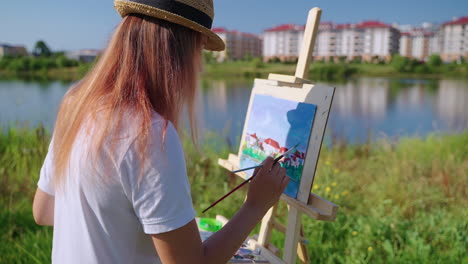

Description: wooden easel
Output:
[218,8,338,263]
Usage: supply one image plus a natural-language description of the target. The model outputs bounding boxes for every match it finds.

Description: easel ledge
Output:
[218,154,338,222]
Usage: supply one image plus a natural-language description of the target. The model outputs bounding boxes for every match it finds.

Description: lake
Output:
[1,77,467,146]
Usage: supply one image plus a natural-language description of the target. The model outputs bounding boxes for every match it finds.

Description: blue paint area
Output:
[284,178,300,198]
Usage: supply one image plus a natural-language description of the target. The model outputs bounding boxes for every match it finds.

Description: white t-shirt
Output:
[37,111,196,263]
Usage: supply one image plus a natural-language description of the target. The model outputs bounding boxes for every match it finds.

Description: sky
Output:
[245,94,316,152]
[1,0,467,52]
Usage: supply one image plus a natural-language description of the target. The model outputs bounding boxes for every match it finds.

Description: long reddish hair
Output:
[52,14,203,189]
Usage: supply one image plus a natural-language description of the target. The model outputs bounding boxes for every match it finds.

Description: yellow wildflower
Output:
[341,190,349,196]
[368,246,373,252]
[313,185,319,190]
[325,187,331,193]
[334,194,340,199]
[331,182,337,187]
[352,231,358,236]
[325,160,331,166]
[333,168,340,174]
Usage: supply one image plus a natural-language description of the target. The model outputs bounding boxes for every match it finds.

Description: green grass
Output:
[1,127,467,263]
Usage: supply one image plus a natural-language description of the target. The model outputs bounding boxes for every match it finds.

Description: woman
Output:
[32,0,288,263]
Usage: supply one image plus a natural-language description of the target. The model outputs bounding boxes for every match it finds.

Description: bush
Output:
[56,55,78,68]
[6,57,31,72]
[427,54,443,67]
[414,64,430,74]
[251,57,264,69]
[268,57,281,63]
[0,57,12,70]
[390,55,421,73]
[310,64,358,80]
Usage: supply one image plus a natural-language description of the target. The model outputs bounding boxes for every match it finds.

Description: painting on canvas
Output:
[240,94,317,198]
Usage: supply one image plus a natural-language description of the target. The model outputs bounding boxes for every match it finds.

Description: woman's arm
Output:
[32,188,54,226]
[151,157,288,264]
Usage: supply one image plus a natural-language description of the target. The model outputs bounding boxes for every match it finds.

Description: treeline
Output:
[0,54,79,72]
[0,40,86,72]
[309,54,467,80]
[203,51,468,80]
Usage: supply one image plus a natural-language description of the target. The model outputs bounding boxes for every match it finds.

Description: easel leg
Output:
[283,206,302,263]
[257,203,278,246]
[297,226,309,263]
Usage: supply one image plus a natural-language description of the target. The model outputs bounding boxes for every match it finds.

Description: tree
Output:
[33,40,52,57]
[390,55,417,73]
[428,54,443,67]
[251,57,264,69]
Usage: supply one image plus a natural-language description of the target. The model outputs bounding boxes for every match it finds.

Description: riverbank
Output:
[1,127,466,263]
[1,60,467,82]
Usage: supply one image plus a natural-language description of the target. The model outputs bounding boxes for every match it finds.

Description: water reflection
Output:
[1,77,467,146]
[436,80,468,131]
[326,78,468,143]
[332,78,388,119]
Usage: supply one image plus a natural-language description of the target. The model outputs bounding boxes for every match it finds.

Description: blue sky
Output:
[245,94,316,153]
[1,0,467,51]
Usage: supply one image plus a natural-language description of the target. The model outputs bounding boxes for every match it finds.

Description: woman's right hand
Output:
[245,156,289,213]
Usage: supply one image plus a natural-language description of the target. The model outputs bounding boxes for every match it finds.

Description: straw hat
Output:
[114,0,225,51]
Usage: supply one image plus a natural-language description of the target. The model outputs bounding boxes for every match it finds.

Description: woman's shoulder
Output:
[149,110,179,138]
[121,109,181,153]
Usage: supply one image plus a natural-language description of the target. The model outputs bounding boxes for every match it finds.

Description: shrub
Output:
[390,55,421,73]
[56,56,78,68]
[427,54,443,67]
[6,57,31,71]
[251,57,264,69]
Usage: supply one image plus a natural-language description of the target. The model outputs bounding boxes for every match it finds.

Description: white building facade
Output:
[355,21,400,61]
[335,24,364,60]
[314,22,337,60]
[260,17,467,63]
[262,24,304,62]
[440,17,468,62]
[263,21,399,62]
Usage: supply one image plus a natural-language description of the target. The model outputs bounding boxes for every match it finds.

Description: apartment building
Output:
[262,24,304,62]
[399,32,412,57]
[65,49,101,63]
[335,24,364,60]
[399,29,434,60]
[314,22,337,60]
[0,44,28,57]
[263,20,399,62]
[440,16,468,62]
[212,28,262,62]
[355,21,400,61]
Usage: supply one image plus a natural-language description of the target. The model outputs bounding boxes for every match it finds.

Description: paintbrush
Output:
[202,144,299,213]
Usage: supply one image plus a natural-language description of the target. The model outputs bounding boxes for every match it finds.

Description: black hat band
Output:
[128,0,213,29]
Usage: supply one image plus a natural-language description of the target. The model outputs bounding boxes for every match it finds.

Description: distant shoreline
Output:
[1,61,467,82]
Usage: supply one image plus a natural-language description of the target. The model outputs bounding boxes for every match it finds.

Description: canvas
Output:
[240,94,317,198]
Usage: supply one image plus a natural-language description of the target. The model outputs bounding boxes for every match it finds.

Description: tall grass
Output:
[1,127,466,263]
